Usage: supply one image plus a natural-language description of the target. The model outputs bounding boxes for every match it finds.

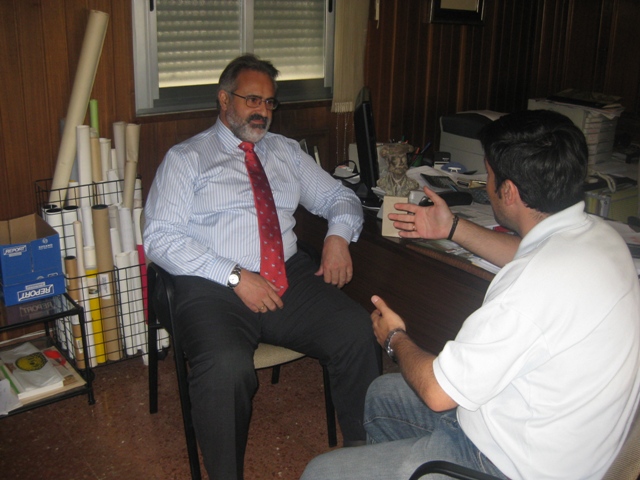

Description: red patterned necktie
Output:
[239,141,288,296]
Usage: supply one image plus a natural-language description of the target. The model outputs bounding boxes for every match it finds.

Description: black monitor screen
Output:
[354,87,381,206]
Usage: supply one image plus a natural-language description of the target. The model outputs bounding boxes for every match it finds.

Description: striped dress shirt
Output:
[144,119,364,286]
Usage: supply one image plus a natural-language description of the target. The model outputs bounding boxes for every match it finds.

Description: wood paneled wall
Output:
[1,0,639,222]
[365,0,640,151]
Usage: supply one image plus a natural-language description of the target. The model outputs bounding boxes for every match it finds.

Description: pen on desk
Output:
[420,142,432,154]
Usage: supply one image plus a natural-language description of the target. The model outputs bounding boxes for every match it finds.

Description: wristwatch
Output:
[227,264,242,288]
[384,328,406,363]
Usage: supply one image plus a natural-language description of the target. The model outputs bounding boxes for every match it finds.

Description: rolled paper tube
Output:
[124,124,140,210]
[110,227,122,261]
[84,247,106,364]
[76,125,93,208]
[113,121,126,180]
[99,138,111,181]
[128,250,148,353]
[108,204,119,229]
[118,206,135,253]
[110,148,117,170]
[41,203,58,217]
[94,181,106,205]
[80,204,95,247]
[101,178,116,207]
[92,204,122,361]
[72,221,86,276]
[122,160,138,210]
[125,123,140,163]
[62,206,79,257]
[114,252,135,355]
[66,181,79,207]
[91,135,103,182]
[89,99,99,134]
[132,207,144,245]
[132,208,148,318]
[106,169,122,205]
[134,178,143,209]
[64,256,86,369]
[49,10,109,204]
[45,208,67,260]
[79,276,98,367]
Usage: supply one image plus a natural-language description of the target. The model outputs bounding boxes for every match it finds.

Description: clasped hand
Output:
[234,235,354,313]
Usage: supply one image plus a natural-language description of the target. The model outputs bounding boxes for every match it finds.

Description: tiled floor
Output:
[1,349,396,479]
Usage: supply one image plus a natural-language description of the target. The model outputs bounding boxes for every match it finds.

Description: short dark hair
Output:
[480,110,588,213]
[217,54,279,100]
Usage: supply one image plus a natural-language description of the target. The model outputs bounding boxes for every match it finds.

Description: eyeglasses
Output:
[230,92,279,110]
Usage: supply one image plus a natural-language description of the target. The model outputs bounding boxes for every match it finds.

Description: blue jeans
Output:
[301,373,507,480]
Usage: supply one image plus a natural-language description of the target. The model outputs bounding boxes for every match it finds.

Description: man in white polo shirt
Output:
[301,109,640,480]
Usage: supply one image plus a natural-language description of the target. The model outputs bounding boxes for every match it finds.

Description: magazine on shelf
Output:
[0,344,86,413]
[0,342,65,401]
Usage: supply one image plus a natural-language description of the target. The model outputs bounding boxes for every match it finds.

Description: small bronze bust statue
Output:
[376,143,420,196]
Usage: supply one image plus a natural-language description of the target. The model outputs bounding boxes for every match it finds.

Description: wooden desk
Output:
[295,209,493,354]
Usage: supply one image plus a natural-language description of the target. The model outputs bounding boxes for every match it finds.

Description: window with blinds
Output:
[132,0,334,115]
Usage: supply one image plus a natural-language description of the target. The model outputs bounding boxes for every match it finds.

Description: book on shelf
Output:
[0,342,65,401]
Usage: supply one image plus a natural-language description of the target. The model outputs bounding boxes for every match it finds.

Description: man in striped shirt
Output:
[144,54,380,480]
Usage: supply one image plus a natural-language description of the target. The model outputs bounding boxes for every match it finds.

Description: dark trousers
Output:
[172,249,381,480]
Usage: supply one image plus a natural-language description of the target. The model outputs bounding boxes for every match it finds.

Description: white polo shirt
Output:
[434,201,640,480]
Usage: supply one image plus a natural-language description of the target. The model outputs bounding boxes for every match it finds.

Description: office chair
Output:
[147,260,337,480]
[409,401,640,480]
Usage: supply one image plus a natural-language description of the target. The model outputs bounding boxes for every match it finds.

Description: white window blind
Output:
[132,0,334,115]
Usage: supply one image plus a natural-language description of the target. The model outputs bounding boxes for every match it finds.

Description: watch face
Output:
[229,273,240,286]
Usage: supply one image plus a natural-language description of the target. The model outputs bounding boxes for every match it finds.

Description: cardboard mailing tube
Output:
[89,99,99,135]
[49,10,109,204]
[91,134,103,183]
[64,256,86,369]
[73,221,98,366]
[76,125,93,208]
[114,253,135,355]
[113,121,126,180]
[92,204,122,361]
[99,138,111,182]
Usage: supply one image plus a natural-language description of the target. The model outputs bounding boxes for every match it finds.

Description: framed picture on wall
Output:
[426,0,485,25]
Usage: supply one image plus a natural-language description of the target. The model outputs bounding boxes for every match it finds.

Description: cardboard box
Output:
[0,214,64,306]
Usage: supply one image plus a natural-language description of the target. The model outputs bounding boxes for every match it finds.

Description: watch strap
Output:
[227,264,242,288]
[384,328,406,363]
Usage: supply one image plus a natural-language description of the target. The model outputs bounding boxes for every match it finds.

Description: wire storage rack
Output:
[33,178,161,367]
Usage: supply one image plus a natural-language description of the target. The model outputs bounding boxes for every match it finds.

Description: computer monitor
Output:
[354,87,381,207]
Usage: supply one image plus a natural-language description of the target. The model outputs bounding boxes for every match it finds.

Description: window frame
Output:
[131,0,335,116]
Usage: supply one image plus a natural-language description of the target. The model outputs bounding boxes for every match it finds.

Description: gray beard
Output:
[227,109,271,143]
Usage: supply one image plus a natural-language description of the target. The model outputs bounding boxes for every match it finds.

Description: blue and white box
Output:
[0,214,65,306]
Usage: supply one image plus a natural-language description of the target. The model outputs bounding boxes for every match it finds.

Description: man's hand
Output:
[370,295,407,346]
[388,186,456,240]
[234,270,284,313]
[315,235,353,288]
